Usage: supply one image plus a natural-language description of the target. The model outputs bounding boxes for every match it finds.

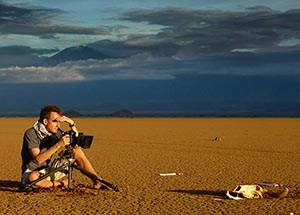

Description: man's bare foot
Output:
[53,180,66,187]
[93,182,109,190]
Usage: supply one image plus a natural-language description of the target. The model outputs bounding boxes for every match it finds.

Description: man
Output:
[21,104,105,189]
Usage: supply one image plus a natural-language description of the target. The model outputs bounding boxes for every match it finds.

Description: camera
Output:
[63,130,93,149]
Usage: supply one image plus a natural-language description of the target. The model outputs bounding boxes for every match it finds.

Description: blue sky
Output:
[0,0,300,83]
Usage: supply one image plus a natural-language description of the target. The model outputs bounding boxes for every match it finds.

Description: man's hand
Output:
[58,115,75,126]
[59,115,79,136]
[58,134,71,148]
[56,134,70,148]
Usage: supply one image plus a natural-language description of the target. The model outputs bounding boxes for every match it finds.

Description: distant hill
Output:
[111,109,134,117]
[44,45,109,66]
[64,110,82,117]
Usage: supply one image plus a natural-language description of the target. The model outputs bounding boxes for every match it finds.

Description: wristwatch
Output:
[69,122,76,127]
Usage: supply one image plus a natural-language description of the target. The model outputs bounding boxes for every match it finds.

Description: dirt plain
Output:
[0,117,300,214]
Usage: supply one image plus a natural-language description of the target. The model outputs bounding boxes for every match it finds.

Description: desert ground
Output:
[0,117,300,214]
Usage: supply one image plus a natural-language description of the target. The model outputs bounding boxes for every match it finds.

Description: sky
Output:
[0,0,300,83]
[0,0,300,115]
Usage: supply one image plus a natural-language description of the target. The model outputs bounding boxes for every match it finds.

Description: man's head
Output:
[39,105,63,133]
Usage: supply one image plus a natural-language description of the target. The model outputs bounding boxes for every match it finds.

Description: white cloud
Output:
[58,54,177,80]
[231,48,257,53]
[0,66,85,83]
[277,38,300,47]
[0,55,178,83]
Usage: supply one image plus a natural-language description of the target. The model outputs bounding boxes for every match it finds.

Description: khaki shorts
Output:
[22,159,68,185]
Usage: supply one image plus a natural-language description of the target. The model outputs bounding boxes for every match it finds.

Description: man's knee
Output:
[28,171,40,182]
[73,147,86,159]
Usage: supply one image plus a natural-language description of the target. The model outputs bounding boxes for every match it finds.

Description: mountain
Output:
[89,39,179,58]
[43,45,110,66]
[111,109,134,117]
[64,110,82,117]
[42,39,181,67]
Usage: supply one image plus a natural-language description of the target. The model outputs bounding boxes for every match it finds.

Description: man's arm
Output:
[30,136,69,164]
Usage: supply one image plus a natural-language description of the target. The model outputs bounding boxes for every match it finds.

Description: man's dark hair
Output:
[39,105,63,122]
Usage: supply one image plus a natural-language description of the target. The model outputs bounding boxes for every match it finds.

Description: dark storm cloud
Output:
[0,45,58,55]
[121,7,300,54]
[0,2,61,24]
[0,2,108,38]
[0,45,58,68]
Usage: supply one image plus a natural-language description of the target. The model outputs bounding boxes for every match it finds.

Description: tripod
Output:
[19,146,119,192]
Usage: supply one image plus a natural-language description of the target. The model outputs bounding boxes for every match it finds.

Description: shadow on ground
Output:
[0,180,21,192]
[168,189,227,198]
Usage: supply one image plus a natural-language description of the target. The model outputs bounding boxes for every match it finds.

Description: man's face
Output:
[44,111,61,133]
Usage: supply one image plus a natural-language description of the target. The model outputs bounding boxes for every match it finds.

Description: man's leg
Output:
[73,146,106,188]
[24,170,66,188]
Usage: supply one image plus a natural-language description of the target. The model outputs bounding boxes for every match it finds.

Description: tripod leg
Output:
[67,160,73,190]
[72,164,119,192]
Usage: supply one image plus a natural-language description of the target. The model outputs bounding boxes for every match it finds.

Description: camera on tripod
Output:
[20,129,119,192]
[63,130,94,149]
